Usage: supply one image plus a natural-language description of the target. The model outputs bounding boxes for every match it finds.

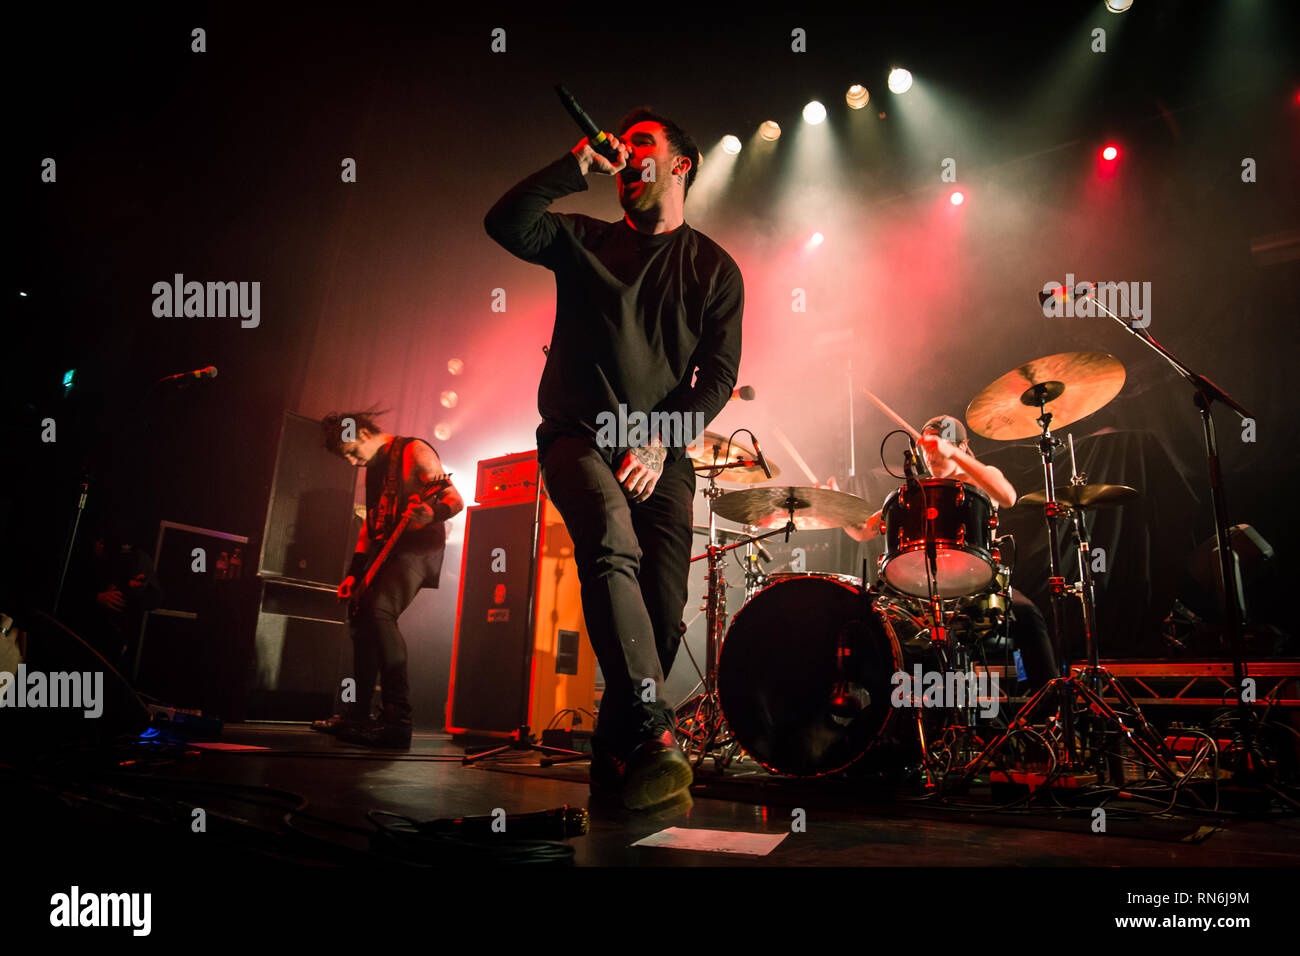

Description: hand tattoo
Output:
[631,445,666,475]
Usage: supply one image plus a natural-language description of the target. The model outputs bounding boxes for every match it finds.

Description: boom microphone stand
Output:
[1083,284,1267,783]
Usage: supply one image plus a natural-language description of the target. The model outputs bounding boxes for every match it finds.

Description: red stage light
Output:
[950,190,964,205]
[1102,144,1119,161]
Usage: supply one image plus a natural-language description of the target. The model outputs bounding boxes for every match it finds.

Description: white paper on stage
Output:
[632,827,788,856]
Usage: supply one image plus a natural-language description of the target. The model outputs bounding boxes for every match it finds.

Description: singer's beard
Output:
[618,175,664,214]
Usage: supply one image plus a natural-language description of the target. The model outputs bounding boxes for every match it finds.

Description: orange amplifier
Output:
[475,450,541,505]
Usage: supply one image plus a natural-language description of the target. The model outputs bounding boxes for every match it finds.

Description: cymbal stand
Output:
[954,396,1178,789]
[674,463,792,772]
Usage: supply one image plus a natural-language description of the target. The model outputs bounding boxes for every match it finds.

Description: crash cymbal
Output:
[966,351,1126,440]
[686,430,779,483]
[712,486,872,531]
[1019,483,1140,509]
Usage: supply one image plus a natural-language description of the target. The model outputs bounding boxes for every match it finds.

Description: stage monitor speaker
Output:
[259,411,358,585]
[447,478,595,738]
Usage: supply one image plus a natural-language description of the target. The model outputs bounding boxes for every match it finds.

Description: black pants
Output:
[348,549,432,723]
[540,435,696,752]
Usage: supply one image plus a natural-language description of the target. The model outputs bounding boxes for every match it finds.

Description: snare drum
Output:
[878,479,998,599]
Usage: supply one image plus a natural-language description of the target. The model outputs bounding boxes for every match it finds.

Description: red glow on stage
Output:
[1102,144,1119,161]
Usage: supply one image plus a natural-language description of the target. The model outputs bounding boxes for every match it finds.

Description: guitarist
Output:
[314,409,464,748]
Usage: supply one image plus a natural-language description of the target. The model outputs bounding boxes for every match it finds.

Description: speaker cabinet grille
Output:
[446,474,595,737]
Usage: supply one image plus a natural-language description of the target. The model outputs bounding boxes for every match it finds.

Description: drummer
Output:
[833,415,1059,690]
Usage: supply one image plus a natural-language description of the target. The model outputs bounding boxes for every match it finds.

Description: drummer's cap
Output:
[921,415,967,445]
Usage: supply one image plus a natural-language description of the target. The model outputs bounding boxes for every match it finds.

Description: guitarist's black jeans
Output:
[349,550,432,724]
[540,435,696,754]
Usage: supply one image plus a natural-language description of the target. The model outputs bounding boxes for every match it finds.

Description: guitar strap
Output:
[372,436,413,545]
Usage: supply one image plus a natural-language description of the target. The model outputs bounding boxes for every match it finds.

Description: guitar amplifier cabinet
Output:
[447,459,596,738]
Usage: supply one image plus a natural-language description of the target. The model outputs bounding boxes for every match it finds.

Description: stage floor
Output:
[116,722,1300,868]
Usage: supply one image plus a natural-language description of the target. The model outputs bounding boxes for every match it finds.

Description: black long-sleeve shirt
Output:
[484,152,743,464]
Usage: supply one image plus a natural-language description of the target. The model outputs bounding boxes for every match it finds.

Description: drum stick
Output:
[771,426,819,485]
[862,388,922,442]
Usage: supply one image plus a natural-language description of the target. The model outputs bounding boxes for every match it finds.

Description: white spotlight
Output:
[721,135,742,155]
[887,68,913,94]
[846,85,870,109]
[802,100,827,125]
[1105,0,1133,11]
[759,120,782,141]
[809,232,825,247]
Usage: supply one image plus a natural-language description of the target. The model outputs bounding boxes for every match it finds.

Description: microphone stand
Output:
[1088,291,1267,783]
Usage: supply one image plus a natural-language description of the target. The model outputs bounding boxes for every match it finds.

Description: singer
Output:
[485,107,743,809]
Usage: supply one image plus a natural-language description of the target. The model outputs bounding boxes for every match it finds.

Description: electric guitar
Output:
[347,475,452,619]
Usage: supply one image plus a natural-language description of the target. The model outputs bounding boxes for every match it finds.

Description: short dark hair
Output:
[320,406,387,456]
[617,107,700,198]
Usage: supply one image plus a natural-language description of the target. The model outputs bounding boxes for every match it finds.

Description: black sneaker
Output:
[310,714,367,735]
[336,719,412,750]
[621,712,693,810]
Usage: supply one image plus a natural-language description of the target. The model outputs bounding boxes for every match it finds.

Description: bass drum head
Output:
[718,575,902,777]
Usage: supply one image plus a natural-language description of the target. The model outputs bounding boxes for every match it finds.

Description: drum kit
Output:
[673,351,1176,791]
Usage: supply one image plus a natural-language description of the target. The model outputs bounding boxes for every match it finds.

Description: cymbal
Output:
[966,351,1125,440]
[686,430,779,483]
[712,486,872,531]
[1019,483,1140,509]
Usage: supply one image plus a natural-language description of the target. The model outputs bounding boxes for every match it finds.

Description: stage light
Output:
[447,358,464,375]
[802,100,827,125]
[759,120,782,141]
[1105,0,1133,12]
[1102,144,1119,161]
[846,85,869,109]
[434,423,452,441]
[887,68,913,94]
[809,232,825,247]
[440,390,458,409]
[18,291,28,297]
[721,135,742,155]
[950,191,964,205]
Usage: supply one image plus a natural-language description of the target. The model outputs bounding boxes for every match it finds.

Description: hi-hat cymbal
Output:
[1019,483,1140,509]
[686,430,780,483]
[966,351,1126,440]
[712,486,871,531]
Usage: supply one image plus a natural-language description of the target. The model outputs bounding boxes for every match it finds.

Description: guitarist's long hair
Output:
[319,404,391,455]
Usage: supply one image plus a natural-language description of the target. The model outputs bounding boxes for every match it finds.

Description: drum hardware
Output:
[674,454,796,774]
[686,430,780,483]
[957,361,1179,788]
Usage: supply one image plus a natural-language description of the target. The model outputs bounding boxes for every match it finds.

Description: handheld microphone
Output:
[729,385,756,402]
[416,805,589,840]
[750,435,773,479]
[160,366,218,387]
[554,85,621,164]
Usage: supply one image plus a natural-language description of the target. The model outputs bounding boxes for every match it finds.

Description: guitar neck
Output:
[360,476,451,591]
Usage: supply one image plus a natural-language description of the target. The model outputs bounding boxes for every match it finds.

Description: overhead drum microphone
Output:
[554,85,621,164]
